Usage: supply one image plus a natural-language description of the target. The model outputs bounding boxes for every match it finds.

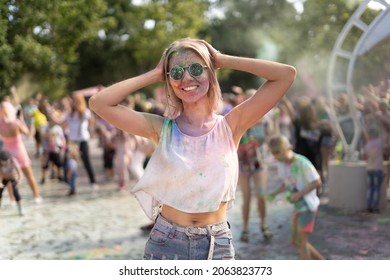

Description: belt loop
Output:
[206,225,211,237]
[168,224,177,239]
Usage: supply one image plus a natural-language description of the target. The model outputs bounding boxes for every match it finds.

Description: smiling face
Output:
[167,49,210,105]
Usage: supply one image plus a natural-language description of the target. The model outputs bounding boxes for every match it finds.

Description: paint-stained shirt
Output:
[132,115,239,220]
[277,153,321,212]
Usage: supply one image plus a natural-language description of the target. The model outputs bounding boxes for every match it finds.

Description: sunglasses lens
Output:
[170,66,184,80]
[189,63,204,77]
[168,63,205,80]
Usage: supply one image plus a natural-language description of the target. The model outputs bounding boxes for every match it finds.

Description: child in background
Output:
[40,116,66,184]
[66,144,79,196]
[0,150,23,216]
[363,127,384,213]
[266,135,324,260]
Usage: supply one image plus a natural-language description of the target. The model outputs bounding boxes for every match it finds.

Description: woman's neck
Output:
[176,110,218,137]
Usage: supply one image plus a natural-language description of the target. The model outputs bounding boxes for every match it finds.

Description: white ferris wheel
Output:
[327,0,390,161]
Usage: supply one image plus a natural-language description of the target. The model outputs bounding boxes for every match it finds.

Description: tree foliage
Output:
[277,0,360,96]
[206,0,297,92]
[1,0,389,101]
[1,0,107,98]
[72,0,209,93]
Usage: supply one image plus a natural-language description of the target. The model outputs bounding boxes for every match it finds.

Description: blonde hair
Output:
[268,134,292,153]
[71,94,87,119]
[162,38,221,118]
[67,142,79,160]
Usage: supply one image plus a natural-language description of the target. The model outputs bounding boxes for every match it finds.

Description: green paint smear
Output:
[378,217,390,223]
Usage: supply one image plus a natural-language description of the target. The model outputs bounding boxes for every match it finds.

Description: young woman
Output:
[0,101,42,203]
[64,95,98,189]
[89,38,296,260]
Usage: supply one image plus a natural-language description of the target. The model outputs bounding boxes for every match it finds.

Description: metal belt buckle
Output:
[185,226,204,236]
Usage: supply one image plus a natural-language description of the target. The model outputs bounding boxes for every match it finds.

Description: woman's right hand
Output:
[155,51,167,82]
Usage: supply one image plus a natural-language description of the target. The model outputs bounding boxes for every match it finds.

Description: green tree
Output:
[0,0,14,96]
[2,0,107,99]
[283,0,390,98]
[206,0,297,92]
[279,0,360,96]
[354,43,390,90]
[72,0,209,93]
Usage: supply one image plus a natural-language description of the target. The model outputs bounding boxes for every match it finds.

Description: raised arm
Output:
[216,53,296,145]
[280,97,296,122]
[16,119,30,136]
[88,58,166,145]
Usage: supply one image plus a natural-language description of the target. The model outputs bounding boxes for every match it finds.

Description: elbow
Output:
[286,65,297,82]
[88,95,98,113]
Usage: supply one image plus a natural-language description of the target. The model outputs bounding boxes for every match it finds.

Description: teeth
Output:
[183,86,197,91]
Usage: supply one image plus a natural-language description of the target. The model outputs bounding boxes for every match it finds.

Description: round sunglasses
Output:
[167,62,208,81]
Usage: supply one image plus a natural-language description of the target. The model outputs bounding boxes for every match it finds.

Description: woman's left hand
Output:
[198,40,220,67]
[154,53,166,82]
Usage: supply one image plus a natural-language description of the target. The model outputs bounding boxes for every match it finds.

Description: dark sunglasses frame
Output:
[167,62,208,80]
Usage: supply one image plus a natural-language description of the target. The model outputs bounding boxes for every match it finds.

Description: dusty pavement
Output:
[1,137,390,260]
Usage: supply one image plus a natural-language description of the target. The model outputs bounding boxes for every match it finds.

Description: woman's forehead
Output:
[169,49,202,66]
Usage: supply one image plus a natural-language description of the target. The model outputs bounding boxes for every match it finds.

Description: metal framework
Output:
[326,0,390,161]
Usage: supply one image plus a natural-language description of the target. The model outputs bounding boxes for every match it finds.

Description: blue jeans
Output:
[367,170,383,210]
[143,215,235,260]
[68,173,77,193]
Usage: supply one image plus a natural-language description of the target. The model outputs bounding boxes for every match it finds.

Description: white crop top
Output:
[131,115,239,220]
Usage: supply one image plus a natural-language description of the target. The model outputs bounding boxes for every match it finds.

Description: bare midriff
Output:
[160,202,228,227]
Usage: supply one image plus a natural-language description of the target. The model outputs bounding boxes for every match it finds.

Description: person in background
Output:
[94,121,115,182]
[111,128,134,192]
[66,144,79,196]
[237,88,274,242]
[39,116,66,185]
[281,97,324,195]
[0,150,23,216]
[272,100,295,146]
[362,126,384,213]
[0,101,42,203]
[30,106,48,158]
[266,135,324,260]
[63,95,98,190]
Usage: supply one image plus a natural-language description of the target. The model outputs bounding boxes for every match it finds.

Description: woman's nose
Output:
[181,69,193,81]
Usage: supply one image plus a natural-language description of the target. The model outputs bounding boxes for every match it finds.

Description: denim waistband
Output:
[155,214,230,260]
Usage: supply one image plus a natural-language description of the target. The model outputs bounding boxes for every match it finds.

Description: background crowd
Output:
[0,77,389,255]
